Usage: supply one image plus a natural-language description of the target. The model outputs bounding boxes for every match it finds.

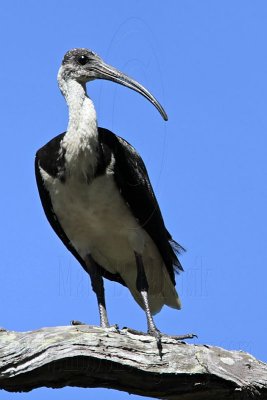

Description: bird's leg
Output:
[84,254,110,328]
[134,251,162,350]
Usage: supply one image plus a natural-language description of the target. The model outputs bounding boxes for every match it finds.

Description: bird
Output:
[35,48,186,344]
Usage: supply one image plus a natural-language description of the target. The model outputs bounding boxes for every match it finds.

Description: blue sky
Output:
[0,1,267,398]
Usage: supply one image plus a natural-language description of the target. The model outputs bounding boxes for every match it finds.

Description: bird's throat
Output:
[60,78,99,179]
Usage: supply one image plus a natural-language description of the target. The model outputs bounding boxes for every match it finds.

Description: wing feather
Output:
[98,127,184,285]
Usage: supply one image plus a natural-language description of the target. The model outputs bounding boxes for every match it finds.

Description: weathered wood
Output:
[0,325,266,399]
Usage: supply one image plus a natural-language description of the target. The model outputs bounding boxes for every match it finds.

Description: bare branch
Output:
[0,325,266,399]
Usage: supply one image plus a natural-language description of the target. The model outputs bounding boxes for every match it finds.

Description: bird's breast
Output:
[41,168,147,271]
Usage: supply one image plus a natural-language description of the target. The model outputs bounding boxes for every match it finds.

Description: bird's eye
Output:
[77,55,89,65]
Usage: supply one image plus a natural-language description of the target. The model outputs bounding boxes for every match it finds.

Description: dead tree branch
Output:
[0,325,266,399]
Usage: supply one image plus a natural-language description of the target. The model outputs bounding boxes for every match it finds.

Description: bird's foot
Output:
[70,320,120,333]
[148,330,197,359]
[148,327,163,359]
[121,327,196,359]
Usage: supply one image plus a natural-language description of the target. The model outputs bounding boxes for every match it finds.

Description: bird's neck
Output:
[58,75,99,178]
[64,80,97,135]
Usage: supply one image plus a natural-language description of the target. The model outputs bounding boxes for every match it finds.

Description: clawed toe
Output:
[167,333,198,341]
[70,320,87,326]
[147,329,197,359]
[70,320,120,332]
[148,327,163,358]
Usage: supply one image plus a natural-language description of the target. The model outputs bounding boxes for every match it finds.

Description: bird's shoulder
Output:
[98,127,153,190]
[35,132,66,179]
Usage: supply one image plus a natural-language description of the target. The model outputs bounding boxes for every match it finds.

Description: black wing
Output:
[35,132,126,286]
[98,128,184,285]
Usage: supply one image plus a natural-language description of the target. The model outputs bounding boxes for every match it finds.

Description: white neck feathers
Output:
[57,66,99,179]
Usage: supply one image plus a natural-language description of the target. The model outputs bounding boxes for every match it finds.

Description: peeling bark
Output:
[0,325,266,399]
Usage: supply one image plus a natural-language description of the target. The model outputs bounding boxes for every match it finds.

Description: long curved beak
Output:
[91,59,168,121]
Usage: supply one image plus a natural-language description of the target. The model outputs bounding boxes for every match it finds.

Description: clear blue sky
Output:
[0,1,266,399]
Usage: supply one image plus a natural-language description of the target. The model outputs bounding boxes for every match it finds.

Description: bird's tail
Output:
[120,258,181,315]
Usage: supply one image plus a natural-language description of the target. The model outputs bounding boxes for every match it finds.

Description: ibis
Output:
[35,48,189,344]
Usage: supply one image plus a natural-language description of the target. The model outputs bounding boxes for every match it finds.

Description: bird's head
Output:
[58,48,168,121]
